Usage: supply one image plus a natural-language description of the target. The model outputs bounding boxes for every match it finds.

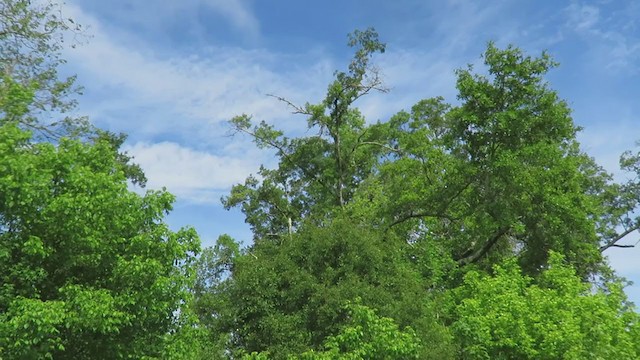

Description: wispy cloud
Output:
[564,1,640,72]
[566,2,600,31]
[61,1,337,140]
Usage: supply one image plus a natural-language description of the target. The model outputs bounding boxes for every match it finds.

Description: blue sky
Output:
[58,0,640,304]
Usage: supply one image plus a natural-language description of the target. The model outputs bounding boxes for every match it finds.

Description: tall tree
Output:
[223,28,390,240]
[215,30,454,358]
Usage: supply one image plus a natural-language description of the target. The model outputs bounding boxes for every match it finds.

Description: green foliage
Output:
[242,301,422,360]
[0,75,38,120]
[89,129,148,186]
[452,252,639,359]
[374,44,603,278]
[191,234,241,359]
[0,123,200,358]
[0,297,66,359]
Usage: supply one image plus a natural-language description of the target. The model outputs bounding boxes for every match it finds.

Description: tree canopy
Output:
[204,28,640,359]
[1,1,639,358]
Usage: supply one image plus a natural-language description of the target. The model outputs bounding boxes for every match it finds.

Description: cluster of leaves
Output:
[245,300,422,360]
[452,253,640,359]
[452,252,639,359]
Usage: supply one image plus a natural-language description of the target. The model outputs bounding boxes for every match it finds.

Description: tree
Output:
[223,37,631,279]
[191,234,241,359]
[372,44,608,277]
[0,0,89,138]
[451,252,639,359]
[0,120,200,358]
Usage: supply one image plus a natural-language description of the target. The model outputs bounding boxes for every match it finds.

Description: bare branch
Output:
[599,225,640,252]
[266,94,311,115]
[349,128,370,156]
[352,71,389,103]
[608,244,635,249]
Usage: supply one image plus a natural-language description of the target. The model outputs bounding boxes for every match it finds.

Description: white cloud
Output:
[125,141,262,204]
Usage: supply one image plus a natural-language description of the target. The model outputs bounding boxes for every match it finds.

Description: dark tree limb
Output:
[386,178,472,230]
[456,227,510,266]
[608,244,635,249]
[387,210,455,229]
[355,141,402,154]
